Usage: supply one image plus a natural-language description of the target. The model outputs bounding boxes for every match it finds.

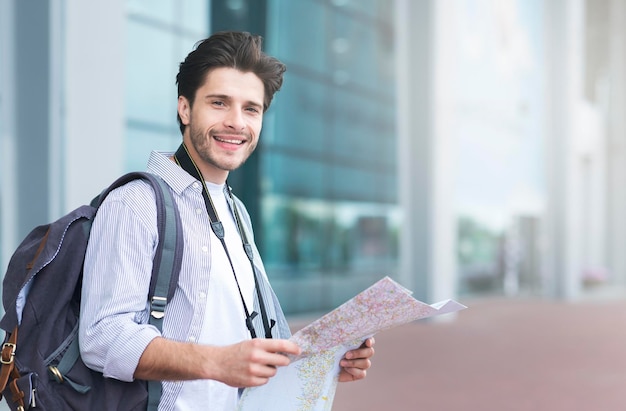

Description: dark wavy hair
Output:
[176,31,286,135]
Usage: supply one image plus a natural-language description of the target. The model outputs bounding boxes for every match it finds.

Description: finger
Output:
[344,337,375,359]
[277,340,302,356]
[264,352,292,367]
[260,338,301,356]
[246,374,272,387]
[252,362,281,378]
[339,366,367,382]
[340,357,371,371]
[344,346,375,360]
[248,340,300,367]
[246,349,290,369]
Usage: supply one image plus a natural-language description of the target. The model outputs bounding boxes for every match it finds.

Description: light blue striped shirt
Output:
[79,151,291,410]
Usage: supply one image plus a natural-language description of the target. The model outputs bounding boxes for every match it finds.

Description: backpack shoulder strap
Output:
[93,171,182,310]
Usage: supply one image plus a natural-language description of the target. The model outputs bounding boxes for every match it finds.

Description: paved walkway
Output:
[325,296,626,411]
[2,296,624,410]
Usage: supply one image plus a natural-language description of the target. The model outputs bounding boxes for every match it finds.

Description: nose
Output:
[224,107,246,131]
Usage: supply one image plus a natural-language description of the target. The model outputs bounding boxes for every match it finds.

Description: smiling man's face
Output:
[177,67,265,184]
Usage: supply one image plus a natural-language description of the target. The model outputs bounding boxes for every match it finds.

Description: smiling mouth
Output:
[214,136,245,145]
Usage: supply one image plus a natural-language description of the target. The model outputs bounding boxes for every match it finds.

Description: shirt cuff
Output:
[102,325,161,382]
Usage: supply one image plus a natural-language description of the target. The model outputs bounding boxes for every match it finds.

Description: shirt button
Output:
[199,292,206,299]
[193,182,200,189]
[188,336,197,342]
[196,208,202,215]
[201,246,208,253]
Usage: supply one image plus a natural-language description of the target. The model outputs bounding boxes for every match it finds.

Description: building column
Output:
[542,0,586,299]
[605,0,626,287]
[11,1,53,238]
[63,0,126,211]
[0,0,17,267]
[396,0,457,303]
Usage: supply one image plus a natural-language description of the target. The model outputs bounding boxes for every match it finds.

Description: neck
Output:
[175,141,229,184]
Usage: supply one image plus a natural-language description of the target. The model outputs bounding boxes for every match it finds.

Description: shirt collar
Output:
[146,150,197,195]
[147,150,235,207]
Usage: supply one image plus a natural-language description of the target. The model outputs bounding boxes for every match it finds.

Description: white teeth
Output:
[215,137,243,144]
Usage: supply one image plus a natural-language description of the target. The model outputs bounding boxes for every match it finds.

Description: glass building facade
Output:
[2,0,626,326]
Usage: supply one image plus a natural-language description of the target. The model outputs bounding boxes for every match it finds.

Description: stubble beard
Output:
[189,124,256,172]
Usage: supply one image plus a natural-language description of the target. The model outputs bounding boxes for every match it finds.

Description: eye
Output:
[212,100,225,107]
[246,106,261,114]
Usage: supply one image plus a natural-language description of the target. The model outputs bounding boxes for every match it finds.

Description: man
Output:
[79,31,374,410]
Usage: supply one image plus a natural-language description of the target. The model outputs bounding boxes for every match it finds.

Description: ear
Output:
[178,96,191,126]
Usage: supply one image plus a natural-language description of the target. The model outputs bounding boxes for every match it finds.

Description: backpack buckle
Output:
[48,365,65,383]
[1,342,16,365]
[150,296,167,320]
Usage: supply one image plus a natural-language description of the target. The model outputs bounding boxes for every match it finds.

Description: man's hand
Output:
[338,337,375,382]
[213,338,302,388]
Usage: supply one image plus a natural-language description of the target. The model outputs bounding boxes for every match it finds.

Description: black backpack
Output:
[0,172,183,410]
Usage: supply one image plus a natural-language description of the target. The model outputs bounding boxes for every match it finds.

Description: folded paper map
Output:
[238,276,467,411]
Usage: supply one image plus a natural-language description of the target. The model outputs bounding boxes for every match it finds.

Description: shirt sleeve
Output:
[79,181,161,382]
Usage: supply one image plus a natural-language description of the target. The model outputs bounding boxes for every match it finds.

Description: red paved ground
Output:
[314,296,626,411]
[1,296,622,411]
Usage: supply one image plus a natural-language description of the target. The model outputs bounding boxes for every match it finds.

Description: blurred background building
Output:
[1,0,625,317]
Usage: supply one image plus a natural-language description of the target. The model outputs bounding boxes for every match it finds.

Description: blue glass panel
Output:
[270,0,328,72]
[269,72,328,155]
[126,20,178,127]
[181,0,209,34]
[262,152,326,198]
[127,0,176,26]
[124,127,179,172]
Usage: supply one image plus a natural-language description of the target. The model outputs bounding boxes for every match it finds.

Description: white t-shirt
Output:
[175,181,255,410]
